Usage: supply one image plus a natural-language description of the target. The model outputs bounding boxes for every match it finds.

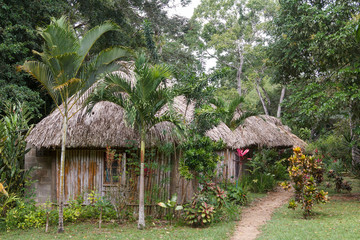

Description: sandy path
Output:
[231,187,293,240]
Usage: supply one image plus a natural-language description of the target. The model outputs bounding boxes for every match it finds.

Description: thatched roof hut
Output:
[232,115,306,149]
[26,69,188,149]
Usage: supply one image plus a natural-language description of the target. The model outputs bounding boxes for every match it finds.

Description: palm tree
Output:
[19,16,129,233]
[212,94,255,130]
[87,55,175,229]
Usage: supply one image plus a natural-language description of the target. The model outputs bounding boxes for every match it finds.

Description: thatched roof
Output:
[26,64,185,149]
[27,61,305,150]
[232,115,306,149]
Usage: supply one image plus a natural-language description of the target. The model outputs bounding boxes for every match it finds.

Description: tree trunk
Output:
[277,86,286,118]
[137,131,146,229]
[58,115,68,233]
[237,54,244,96]
[260,84,271,109]
[99,207,102,229]
[255,82,269,115]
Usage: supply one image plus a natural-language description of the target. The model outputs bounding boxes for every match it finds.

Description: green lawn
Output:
[257,176,360,240]
[0,190,266,240]
[1,220,237,240]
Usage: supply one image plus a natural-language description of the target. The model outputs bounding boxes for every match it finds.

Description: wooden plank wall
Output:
[55,148,197,216]
[215,150,243,183]
[56,149,104,204]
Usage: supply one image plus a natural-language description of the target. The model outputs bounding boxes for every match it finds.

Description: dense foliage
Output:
[0,103,33,196]
[270,0,360,168]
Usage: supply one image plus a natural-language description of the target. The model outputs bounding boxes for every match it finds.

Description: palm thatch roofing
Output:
[231,115,306,149]
[26,64,187,149]
[27,61,305,150]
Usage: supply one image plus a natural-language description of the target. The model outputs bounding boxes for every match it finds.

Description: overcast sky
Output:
[166,0,201,19]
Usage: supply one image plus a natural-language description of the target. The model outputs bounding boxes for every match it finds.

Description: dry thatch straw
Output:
[232,115,307,149]
[27,61,305,150]
[26,63,183,149]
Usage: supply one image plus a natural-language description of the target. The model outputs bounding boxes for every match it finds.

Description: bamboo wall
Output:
[56,149,104,204]
[215,149,249,183]
[27,147,243,216]
[54,148,194,214]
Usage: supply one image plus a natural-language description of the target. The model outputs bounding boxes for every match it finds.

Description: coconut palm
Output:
[19,16,129,233]
[87,54,175,229]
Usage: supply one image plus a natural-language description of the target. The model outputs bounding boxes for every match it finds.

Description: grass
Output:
[257,176,360,240]
[0,188,268,240]
[1,220,237,240]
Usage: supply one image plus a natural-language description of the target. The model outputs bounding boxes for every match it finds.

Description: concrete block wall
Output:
[25,144,56,203]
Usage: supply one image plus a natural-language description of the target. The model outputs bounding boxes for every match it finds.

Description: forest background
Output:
[1,0,360,169]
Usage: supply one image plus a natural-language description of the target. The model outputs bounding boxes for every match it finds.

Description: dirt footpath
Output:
[231,187,294,240]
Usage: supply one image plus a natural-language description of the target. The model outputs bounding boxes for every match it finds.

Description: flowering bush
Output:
[282,147,328,218]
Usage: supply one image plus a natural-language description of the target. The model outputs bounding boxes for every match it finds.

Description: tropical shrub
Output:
[282,147,328,218]
[180,136,225,181]
[3,196,119,231]
[327,170,352,193]
[249,148,290,180]
[240,172,276,193]
[225,183,248,206]
[184,201,215,227]
[183,183,220,227]
[4,198,55,230]
[306,133,351,172]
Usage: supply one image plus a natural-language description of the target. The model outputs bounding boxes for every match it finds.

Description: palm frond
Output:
[230,111,257,130]
[47,52,82,80]
[228,95,244,115]
[53,78,82,91]
[38,17,78,56]
[104,73,133,95]
[18,61,59,105]
[94,46,132,68]
[149,112,182,131]
[78,21,119,58]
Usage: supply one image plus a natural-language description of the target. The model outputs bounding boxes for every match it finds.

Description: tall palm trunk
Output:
[58,113,68,233]
[138,130,146,229]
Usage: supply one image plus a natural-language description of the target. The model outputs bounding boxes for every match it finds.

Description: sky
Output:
[166,0,201,19]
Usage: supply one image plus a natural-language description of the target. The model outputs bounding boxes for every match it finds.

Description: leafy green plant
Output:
[249,148,290,180]
[180,136,225,181]
[282,147,328,218]
[183,182,231,227]
[4,198,51,230]
[63,200,82,223]
[225,184,248,206]
[87,190,115,228]
[0,102,34,196]
[184,201,215,227]
[327,170,352,192]
[240,172,276,193]
[157,194,183,225]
